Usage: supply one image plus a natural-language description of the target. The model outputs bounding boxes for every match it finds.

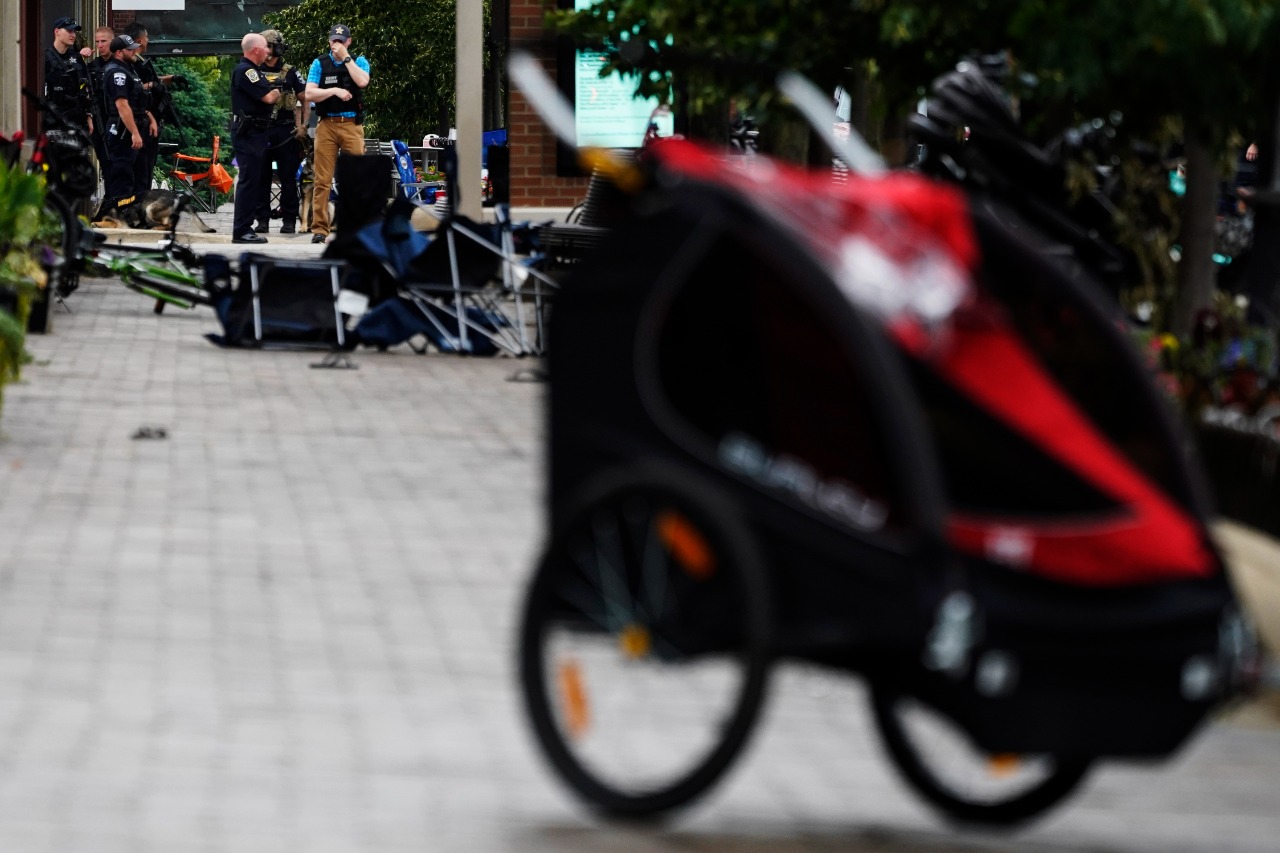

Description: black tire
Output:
[870,685,1092,826]
[46,192,80,297]
[520,468,771,818]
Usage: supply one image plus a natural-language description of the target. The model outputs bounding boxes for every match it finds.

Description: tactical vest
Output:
[260,63,299,122]
[313,54,363,122]
[44,46,90,124]
[102,58,147,124]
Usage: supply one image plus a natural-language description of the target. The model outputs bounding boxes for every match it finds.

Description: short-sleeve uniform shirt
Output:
[102,57,146,123]
[230,57,276,119]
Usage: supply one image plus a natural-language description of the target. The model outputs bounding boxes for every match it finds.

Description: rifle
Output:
[145,58,187,129]
[86,61,107,140]
[152,80,182,129]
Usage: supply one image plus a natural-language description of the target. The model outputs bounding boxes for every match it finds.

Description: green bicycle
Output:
[87,197,211,314]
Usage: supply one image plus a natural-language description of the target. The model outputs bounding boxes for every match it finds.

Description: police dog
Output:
[116,189,217,233]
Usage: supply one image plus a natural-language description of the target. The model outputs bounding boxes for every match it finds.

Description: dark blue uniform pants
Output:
[256,124,302,227]
[137,124,161,197]
[232,125,269,238]
[103,130,139,211]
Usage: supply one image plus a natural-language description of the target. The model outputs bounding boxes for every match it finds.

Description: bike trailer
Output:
[522,137,1259,824]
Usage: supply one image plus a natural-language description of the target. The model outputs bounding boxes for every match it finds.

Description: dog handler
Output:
[95,34,151,222]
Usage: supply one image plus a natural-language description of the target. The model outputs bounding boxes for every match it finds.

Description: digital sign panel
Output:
[570,0,673,149]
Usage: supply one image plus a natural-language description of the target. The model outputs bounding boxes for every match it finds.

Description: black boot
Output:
[254,221,270,234]
[280,220,295,234]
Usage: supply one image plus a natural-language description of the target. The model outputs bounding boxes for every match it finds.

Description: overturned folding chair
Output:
[398,211,555,356]
[385,142,557,356]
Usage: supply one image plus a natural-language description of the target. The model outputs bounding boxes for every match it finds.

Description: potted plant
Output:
[0,156,50,418]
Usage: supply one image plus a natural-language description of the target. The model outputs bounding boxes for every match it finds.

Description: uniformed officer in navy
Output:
[230,32,282,244]
[96,34,153,222]
[254,29,308,235]
[86,26,116,173]
[44,16,93,137]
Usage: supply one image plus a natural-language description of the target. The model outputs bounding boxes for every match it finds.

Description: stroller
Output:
[516,136,1260,826]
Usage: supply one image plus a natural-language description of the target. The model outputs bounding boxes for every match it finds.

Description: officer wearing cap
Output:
[230,32,282,244]
[44,16,93,137]
[305,23,370,244]
[253,29,307,235]
[96,34,153,221]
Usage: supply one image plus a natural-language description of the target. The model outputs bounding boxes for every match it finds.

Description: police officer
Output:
[305,23,370,244]
[86,26,115,174]
[230,32,282,244]
[254,29,307,235]
[96,34,153,221]
[44,16,93,136]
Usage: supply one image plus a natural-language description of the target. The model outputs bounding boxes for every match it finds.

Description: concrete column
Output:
[0,0,21,131]
[455,1,483,219]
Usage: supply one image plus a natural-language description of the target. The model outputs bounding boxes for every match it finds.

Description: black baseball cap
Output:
[109,34,140,52]
[328,24,351,42]
[53,16,81,31]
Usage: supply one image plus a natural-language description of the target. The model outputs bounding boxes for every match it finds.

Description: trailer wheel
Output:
[520,468,771,818]
[870,685,1092,826]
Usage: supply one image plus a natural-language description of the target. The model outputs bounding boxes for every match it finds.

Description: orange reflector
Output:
[618,623,652,659]
[557,659,590,740]
[656,511,715,579]
[987,754,1021,777]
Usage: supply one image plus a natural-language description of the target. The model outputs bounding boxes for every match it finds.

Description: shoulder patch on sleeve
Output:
[246,68,260,83]
[112,72,126,86]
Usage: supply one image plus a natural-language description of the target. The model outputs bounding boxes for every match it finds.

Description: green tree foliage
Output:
[550,1,866,142]
[998,1,1278,333]
[154,56,233,156]
[552,0,1280,332]
[548,1,1013,145]
[266,0,491,142]
[1004,1,1275,145]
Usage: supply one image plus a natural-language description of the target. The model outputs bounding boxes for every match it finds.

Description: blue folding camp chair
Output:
[391,139,441,203]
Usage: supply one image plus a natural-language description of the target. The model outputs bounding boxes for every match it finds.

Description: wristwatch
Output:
[341,57,352,64]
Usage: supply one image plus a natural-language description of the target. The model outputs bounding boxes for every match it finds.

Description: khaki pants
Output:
[310,118,364,236]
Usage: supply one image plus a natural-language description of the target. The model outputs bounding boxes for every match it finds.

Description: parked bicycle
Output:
[85,194,208,314]
[4,88,101,326]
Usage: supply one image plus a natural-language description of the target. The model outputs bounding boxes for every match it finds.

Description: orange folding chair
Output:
[165,135,231,212]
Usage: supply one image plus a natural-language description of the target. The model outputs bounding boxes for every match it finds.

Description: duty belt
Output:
[232,114,270,131]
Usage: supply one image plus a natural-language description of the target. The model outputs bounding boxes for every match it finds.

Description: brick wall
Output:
[509,0,588,207]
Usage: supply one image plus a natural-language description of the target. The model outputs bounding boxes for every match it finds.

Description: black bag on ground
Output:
[334,152,392,236]
[206,253,348,348]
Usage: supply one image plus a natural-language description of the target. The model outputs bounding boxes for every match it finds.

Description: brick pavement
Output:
[0,253,1278,852]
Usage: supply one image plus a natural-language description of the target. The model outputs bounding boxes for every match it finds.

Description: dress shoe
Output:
[280,221,296,234]
[233,233,269,244]
[311,233,327,244]
[254,221,270,234]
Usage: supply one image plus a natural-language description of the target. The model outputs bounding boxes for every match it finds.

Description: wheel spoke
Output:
[521,476,770,817]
